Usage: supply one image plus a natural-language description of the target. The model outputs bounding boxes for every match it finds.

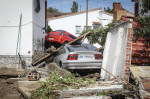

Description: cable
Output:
[0,21,44,29]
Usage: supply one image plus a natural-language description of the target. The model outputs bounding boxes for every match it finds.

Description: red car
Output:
[45,30,76,46]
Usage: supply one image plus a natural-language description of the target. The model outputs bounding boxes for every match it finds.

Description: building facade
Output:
[47,8,113,37]
[0,0,46,68]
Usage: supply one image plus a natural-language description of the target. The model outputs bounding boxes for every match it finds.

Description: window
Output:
[68,35,76,39]
[84,26,92,30]
[92,22,101,29]
[93,24,101,29]
[75,25,81,34]
[58,48,66,55]
[67,45,89,52]
[34,0,40,13]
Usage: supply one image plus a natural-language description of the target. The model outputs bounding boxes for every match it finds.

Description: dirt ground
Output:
[0,77,25,99]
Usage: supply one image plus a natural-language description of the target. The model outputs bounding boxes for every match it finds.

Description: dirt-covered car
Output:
[53,44,103,70]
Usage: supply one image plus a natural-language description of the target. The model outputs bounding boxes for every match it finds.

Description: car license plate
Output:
[48,38,54,40]
[79,55,94,59]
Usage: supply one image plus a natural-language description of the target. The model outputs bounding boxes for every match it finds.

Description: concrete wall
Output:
[0,0,45,68]
[0,0,33,56]
[101,21,132,80]
[32,0,45,52]
[48,10,113,37]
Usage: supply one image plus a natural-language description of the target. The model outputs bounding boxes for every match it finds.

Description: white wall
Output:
[32,0,45,52]
[101,21,132,80]
[48,10,113,37]
[99,12,113,27]
[0,0,33,55]
[0,0,45,56]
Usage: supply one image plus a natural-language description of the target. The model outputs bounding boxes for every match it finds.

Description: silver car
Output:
[53,44,103,70]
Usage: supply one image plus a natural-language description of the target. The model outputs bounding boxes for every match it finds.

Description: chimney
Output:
[113,2,127,22]
[113,2,121,14]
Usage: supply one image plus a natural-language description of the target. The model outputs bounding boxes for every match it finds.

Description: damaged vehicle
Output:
[53,44,103,70]
[45,30,76,48]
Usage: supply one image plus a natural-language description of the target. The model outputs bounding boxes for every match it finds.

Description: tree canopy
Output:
[71,1,78,13]
[104,7,113,13]
[47,7,59,13]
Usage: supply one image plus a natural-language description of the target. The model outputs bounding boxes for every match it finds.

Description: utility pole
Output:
[61,0,62,12]
[86,0,88,31]
[97,0,98,8]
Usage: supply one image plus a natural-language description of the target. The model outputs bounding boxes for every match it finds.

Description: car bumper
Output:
[62,61,102,70]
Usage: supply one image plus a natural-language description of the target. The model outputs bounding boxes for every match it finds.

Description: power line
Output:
[0,21,44,29]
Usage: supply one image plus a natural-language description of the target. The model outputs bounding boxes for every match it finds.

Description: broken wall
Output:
[101,20,133,81]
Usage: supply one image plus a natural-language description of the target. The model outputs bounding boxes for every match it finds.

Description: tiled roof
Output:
[100,11,113,16]
[47,8,101,20]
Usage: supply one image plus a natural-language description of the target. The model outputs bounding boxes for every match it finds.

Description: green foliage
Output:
[47,25,53,33]
[31,71,95,99]
[81,21,114,46]
[133,15,150,40]
[47,7,59,13]
[71,1,78,13]
[104,7,113,13]
[141,0,150,15]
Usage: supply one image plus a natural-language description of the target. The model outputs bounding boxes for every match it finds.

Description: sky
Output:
[47,0,135,13]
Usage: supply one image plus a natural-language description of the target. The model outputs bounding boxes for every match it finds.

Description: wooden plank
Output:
[32,31,91,66]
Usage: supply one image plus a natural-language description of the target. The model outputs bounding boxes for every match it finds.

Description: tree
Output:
[47,7,59,13]
[104,7,113,13]
[133,16,150,41]
[81,21,114,45]
[71,1,78,13]
[141,0,150,15]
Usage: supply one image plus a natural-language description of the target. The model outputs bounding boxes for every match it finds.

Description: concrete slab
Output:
[17,81,123,99]
[59,96,111,99]
[129,66,150,78]
[7,78,28,84]
[0,68,26,76]
[17,81,40,99]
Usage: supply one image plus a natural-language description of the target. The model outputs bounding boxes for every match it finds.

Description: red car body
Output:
[45,30,76,44]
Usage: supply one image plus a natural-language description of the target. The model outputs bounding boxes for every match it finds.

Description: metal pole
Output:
[86,0,88,31]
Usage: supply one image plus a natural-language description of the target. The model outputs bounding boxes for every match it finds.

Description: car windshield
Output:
[67,45,89,52]
[81,44,97,51]
[49,33,61,35]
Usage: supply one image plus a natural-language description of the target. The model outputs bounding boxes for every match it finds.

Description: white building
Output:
[132,0,150,16]
[0,0,46,68]
[48,8,113,37]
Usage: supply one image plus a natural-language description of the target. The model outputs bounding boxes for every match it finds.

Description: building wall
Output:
[101,21,132,80]
[48,10,113,37]
[99,12,113,27]
[0,0,45,68]
[32,0,45,52]
[0,0,33,56]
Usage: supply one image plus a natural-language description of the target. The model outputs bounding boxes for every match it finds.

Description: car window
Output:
[49,33,61,35]
[67,45,89,52]
[54,30,66,33]
[68,35,76,39]
[82,44,97,51]
[58,47,66,55]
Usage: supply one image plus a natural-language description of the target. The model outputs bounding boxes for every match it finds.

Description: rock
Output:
[47,62,71,77]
